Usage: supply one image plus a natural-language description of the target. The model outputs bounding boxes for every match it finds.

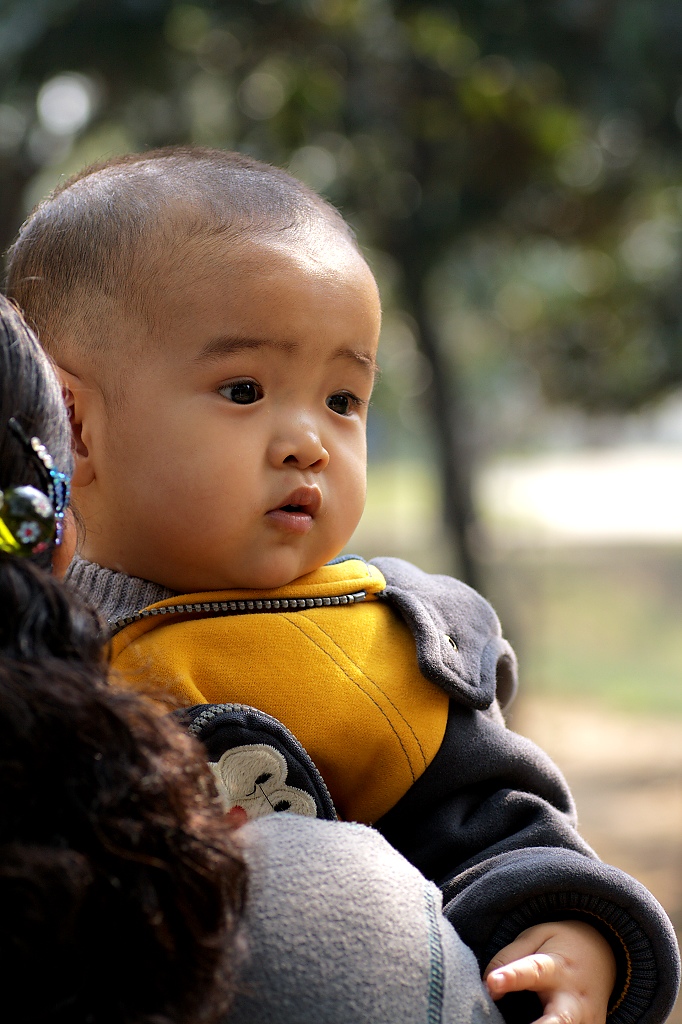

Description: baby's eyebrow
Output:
[194,336,296,362]
[331,347,378,378]
[194,336,377,377]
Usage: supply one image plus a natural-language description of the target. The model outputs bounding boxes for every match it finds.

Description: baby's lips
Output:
[274,485,322,516]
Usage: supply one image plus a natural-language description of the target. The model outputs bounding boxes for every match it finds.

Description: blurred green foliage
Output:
[492,545,682,714]
[2,0,682,579]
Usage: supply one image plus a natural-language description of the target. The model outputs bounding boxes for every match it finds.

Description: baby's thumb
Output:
[485,949,513,978]
[484,929,543,980]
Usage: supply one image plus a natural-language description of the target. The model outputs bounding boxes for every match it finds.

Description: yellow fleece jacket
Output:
[111,558,449,823]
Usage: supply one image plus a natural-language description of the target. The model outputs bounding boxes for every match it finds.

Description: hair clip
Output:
[0,484,57,556]
[0,418,71,558]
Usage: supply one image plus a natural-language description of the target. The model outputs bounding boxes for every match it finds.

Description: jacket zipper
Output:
[111,589,367,634]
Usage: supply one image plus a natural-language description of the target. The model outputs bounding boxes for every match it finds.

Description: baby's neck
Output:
[66,555,176,625]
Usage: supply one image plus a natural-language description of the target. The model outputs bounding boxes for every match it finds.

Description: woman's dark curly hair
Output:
[0,295,246,1024]
[0,657,246,1024]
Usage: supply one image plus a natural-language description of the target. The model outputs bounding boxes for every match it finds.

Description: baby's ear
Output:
[56,366,96,488]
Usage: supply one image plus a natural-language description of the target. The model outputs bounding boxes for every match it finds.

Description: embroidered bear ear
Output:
[371,556,518,711]
[176,703,337,822]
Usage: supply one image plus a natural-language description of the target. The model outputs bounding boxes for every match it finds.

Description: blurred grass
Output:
[488,545,682,715]
[355,460,682,717]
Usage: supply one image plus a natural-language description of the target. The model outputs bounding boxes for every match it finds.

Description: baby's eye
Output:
[326,392,361,416]
[219,380,263,405]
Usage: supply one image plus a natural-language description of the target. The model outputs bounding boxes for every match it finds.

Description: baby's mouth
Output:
[270,487,322,518]
[266,487,321,532]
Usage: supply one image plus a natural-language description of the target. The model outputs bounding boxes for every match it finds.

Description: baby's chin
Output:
[170,555,338,594]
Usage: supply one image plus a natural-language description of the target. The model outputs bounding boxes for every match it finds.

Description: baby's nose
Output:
[268,423,329,471]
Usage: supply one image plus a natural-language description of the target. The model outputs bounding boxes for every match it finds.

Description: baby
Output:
[6,148,678,1024]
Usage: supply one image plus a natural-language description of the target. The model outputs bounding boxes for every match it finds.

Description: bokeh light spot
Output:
[288,146,337,191]
[239,72,286,120]
[37,73,97,136]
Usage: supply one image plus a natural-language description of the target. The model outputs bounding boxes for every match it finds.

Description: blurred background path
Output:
[515,697,682,1024]
[513,696,682,939]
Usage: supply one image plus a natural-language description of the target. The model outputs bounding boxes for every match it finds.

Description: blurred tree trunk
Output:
[399,259,483,593]
[0,166,31,266]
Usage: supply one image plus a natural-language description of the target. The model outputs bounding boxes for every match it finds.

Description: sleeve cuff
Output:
[442,848,680,1024]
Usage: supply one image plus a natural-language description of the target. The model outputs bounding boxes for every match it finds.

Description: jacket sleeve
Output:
[371,557,680,1024]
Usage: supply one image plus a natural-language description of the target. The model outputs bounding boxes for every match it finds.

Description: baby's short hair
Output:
[5,146,355,370]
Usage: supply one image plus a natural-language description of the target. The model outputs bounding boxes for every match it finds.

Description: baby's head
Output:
[6,148,382,592]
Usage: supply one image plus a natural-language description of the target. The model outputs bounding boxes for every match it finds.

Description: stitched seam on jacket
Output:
[282,614,418,782]
[424,881,445,1024]
[306,615,429,770]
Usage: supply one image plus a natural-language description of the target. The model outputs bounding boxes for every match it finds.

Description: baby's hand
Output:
[484,920,617,1024]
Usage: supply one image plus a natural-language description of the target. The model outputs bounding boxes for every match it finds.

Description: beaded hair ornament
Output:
[0,417,71,558]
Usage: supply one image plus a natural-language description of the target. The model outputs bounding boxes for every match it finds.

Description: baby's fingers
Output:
[487,959,584,1024]
[531,992,583,1024]
[486,953,561,999]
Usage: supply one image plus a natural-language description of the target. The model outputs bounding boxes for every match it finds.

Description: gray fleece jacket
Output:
[230,813,505,1024]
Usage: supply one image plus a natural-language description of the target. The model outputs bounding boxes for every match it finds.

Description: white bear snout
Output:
[210,744,317,820]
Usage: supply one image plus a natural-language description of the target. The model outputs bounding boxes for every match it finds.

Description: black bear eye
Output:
[273,800,291,812]
[255,773,272,785]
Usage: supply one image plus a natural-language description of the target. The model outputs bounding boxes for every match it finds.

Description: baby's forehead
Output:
[162,201,358,263]
[146,215,376,310]
[126,219,380,370]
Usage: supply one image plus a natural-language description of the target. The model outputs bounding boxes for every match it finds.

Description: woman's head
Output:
[0,644,246,1024]
[0,294,72,568]
[0,294,88,659]
[0,293,72,478]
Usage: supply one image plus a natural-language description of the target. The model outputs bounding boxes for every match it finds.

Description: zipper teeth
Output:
[111,589,367,633]
[187,703,254,736]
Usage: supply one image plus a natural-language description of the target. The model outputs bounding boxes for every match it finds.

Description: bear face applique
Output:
[210,743,318,820]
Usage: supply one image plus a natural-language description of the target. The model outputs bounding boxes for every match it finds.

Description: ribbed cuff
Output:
[486,891,656,1024]
[443,848,679,1024]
